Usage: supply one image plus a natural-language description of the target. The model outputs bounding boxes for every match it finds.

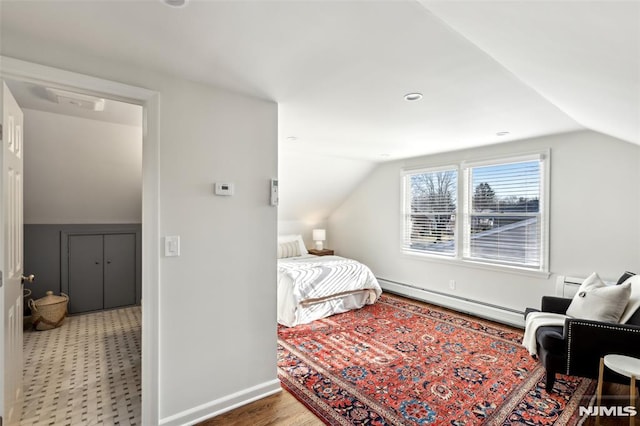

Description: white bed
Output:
[277,235,382,327]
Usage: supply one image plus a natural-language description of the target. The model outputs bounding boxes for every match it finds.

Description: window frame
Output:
[401,151,550,275]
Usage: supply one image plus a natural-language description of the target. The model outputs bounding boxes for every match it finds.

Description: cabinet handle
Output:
[107,261,112,264]
[95,261,100,265]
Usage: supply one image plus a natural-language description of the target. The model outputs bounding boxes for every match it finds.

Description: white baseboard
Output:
[159,379,282,426]
[378,278,525,328]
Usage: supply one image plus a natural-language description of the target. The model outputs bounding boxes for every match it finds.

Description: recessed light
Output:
[404,92,423,101]
[496,131,510,136]
[163,0,187,7]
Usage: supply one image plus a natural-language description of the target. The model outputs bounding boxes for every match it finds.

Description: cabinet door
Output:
[104,233,136,309]
[68,234,104,314]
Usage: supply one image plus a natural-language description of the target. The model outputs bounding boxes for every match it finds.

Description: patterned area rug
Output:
[278,294,594,425]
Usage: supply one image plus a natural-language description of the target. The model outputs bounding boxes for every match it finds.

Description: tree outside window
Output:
[406,169,457,254]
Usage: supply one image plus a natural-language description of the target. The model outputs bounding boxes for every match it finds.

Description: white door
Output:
[0,81,25,425]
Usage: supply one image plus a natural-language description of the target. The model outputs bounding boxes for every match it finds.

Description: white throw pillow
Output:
[277,234,308,256]
[566,272,631,323]
[619,275,640,324]
[277,241,301,259]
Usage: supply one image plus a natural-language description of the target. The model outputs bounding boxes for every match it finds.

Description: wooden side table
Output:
[307,248,334,256]
[597,354,640,425]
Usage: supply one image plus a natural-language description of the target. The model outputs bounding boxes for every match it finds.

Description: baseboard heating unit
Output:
[377,278,525,328]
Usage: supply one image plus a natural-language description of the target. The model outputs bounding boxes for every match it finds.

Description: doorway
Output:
[0,56,160,425]
[12,81,143,424]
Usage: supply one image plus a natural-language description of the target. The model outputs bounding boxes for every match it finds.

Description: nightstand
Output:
[308,248,334,256]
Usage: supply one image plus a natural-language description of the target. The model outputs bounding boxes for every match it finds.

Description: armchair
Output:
[525,295,640,392]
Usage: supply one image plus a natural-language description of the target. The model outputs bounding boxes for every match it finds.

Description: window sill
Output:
[401,250,551,279]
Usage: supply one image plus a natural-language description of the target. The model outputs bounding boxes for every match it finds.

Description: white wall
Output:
[156,79,278,421]
[278,219,328,250]
[277,148,374,250]
[278,148,374,222]
[0,42,279,424]
[330,130,640,318]
[23,108,142,224]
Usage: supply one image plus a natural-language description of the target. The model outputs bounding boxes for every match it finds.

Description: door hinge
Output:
[0,270,3,288]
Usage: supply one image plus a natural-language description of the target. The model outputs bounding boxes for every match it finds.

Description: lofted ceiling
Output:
[2,1,637,162]
[1,1,637,221]
[421,0,639,148]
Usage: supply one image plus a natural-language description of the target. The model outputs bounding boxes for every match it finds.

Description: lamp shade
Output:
[312,229,326,241]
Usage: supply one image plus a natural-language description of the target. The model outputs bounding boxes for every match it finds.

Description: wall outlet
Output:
[449,279,456,290]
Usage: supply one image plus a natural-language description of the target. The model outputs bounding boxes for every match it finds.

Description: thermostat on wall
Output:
[214,182,234,196]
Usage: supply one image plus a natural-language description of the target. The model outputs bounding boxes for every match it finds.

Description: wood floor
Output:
[199,382,638,426]
[199,389,322,426]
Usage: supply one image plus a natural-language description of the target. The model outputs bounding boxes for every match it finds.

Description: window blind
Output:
[402,168,458,256]
[463,159,544,268]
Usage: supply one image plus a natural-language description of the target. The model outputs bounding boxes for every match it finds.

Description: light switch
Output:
[165,236,180,257]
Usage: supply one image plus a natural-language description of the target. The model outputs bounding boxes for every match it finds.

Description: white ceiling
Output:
[422,0,640,147]
[1,1,637,163]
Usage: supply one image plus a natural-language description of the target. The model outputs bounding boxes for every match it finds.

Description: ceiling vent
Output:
[45,87,105,111]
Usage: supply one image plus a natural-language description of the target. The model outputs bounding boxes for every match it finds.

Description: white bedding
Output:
[277,255,382,327]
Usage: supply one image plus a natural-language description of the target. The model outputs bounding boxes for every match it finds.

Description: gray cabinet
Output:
[69,235,103,313]
[103,234,136,309]
[67,233,136,314]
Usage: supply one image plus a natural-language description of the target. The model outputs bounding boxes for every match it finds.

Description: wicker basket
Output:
[28,291,69,331]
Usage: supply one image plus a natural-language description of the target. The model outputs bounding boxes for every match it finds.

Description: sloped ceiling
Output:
[0,1,637,222]
[422,0,640,146]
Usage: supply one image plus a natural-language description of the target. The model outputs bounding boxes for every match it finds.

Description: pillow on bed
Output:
[278,241,301,258]
[277,234,308,258]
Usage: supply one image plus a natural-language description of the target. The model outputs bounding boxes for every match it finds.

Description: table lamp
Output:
[312,229,326,250]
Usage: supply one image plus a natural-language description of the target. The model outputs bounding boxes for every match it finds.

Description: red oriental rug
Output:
[277,293,594,425]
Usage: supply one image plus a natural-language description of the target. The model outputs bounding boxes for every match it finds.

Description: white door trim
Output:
[0,56,160,426]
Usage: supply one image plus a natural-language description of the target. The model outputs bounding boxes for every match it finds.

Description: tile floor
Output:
[20,306,141,425]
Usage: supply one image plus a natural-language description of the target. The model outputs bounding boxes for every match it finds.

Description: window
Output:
[463,158,545,269]
[402,167,458,256]
[402,153,548,272]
